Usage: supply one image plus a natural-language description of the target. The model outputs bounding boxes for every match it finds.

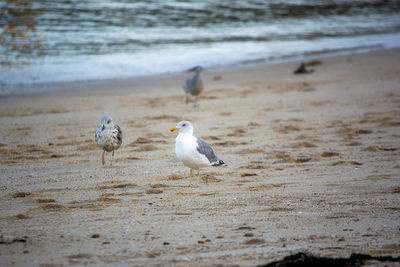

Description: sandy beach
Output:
[0,48,399,266]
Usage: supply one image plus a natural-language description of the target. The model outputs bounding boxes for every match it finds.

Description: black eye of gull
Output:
[182,123,186,127]
[107,120,111,124]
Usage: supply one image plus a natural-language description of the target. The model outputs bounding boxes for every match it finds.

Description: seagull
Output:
[183,66,204,106]
[169,121,224,186]
[95,115,122,165]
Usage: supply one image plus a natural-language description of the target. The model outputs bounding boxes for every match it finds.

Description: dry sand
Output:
[0,49,399,266]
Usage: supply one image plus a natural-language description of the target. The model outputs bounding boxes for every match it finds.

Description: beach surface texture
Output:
[0,49,399,266]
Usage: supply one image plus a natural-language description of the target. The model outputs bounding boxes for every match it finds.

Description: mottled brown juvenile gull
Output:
[169,121,224,187]
[183,66,204,106]
[95,115,122,165]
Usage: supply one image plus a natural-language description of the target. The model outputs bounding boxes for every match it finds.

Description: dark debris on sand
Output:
[293,63,314,74]
[260,252,400,267]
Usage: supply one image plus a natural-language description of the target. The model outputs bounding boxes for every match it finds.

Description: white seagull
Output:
[170,121,224,186]
[183,66,204,106]
[95,115,122,165]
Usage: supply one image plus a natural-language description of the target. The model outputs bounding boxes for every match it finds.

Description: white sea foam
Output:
[1,33,399,88]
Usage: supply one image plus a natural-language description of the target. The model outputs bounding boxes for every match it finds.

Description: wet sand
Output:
[0,49,399,266]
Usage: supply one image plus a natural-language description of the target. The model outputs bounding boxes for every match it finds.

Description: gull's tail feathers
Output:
[211,159,225,166]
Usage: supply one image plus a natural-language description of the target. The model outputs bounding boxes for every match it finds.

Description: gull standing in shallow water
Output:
[183,66,204,106]
[170,121,224,187]
[95,115,122,165]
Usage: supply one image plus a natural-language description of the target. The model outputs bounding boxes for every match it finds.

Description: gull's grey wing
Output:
[196,138,218,164]
[184,75,194,93]
[95,125,104,142]
[184,72,203,95]
[113,124,122,145]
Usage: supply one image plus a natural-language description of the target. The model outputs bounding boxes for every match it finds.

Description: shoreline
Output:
[1,44,398,97]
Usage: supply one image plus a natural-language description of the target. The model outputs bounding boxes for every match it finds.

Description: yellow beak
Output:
[169,127,178,132]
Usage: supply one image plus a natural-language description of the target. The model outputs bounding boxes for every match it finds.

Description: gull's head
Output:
[100,115,113,129]
[169,121,194,135]
[195,66,204,73]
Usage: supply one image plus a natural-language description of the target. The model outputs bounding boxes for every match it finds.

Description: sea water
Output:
[0,0,399,92]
